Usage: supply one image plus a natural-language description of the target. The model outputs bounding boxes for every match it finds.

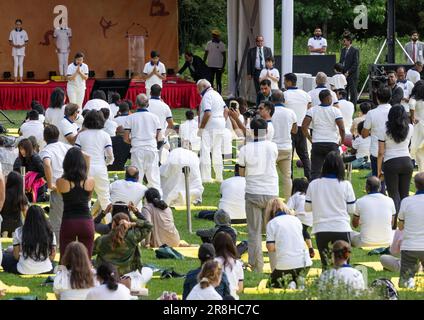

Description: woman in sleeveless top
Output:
[57,147,95,260]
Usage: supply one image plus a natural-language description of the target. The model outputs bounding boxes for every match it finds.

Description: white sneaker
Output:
[287,281,297,290]
[407,278,415,289]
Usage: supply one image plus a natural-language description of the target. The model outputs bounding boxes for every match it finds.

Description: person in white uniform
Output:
[396,66,415,114]
[9,19,29,83]
[67,52,89,110]
[124,94,163,193]
[218,165,246,223]
[19,110,45,150]
[197,79,228,183]
[179,110,201,153]
[75,110,114,211]
[143,51,167,99]
[335,89,355,136]
[110,166,147,209]
[308,72,339,107]
[40,125,72,243]
[308,27,327,55]
[160,148,204,206]
[59,103,82,145]
[54,25,72,77]
[83,90,111,114]
[45,88,66,128]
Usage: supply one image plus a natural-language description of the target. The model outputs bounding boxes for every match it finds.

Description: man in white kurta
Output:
[160,148,204,206]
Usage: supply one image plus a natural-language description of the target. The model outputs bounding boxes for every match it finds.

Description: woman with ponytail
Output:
[319,240,365,291]
[141,188,180,248]
[93,213,152,275]
[377,105,414,228]
[186,260,223,300]
[86,262,132,300]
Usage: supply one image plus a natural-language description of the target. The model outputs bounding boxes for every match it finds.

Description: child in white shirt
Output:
[351,121,371,169]
[179,110,201,153]
[259,56,280,90]
[330,63,347,91]
[287,178,315,258]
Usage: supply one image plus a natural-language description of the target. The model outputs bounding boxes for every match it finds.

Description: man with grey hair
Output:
[308,72,339,107]
[398,172,424,288]
[124,93,163,193]
[197,79,228,183]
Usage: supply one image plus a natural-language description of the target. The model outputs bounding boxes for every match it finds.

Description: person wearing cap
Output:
[204,30,226,94]
[319,240,365,291]
[196,209,237,245]
[182,243,231,300]
[143,50,167,99]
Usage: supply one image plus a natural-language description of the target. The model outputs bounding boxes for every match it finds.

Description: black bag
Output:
[370,278,399,300]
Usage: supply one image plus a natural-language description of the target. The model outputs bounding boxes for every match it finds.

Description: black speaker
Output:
[89,71,96,78]
[125,70,134,78]
[107,70,115,78]
[49,71,57,78]
[3,72,11,80]
[27,71,35,79]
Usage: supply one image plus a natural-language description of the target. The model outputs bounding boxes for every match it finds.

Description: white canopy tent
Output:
[227,0,294,101]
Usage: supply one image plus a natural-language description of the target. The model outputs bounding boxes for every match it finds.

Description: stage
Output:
[0,77,201,111]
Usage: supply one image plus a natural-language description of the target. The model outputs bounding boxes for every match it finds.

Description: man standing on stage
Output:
[308,27,327,55]
[9,19,29,83]
[247,35,273,94]
[54,24,72,79]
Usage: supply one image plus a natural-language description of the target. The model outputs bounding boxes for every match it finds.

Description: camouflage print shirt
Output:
[93,219,153,276]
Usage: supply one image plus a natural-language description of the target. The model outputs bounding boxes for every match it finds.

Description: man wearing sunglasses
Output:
[247,35,273,94]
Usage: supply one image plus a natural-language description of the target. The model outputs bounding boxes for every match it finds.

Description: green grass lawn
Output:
[1,109,423,300]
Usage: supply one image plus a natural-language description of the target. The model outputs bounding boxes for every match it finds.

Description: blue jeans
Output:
[351,157,371,169]
[370,155,386,193]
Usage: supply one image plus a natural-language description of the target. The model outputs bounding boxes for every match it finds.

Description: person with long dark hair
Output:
[305,152,356,269]
[377,105,414,228]
[86,262,132,300]
[94,212,152,275]
[0,171,29,236]
[45,87,66,128]
[141,188,180,248]
[75,110,114,214]
[54,241,98,300]
[213,232,244,299]
[57,147,95,259]
[1,205,56,274]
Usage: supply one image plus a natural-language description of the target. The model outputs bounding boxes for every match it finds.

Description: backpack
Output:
[155,244,184,260]
[370,278,399,300]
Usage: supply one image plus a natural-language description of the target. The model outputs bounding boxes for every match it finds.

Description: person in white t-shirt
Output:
[45,88,66,128]
[377,106,414,227]
[214,232,244,299]
[271,90,298,200]
[397,66,415,113]
[53,25,72,77]
[287,178,315,258]
[204,30,226,94]
[179,110,201,153]
[259,57,280,90]
[66,52,89,110]
[218,165,246,223]
[84,90,111,115]
[319,240,365,291]
[59,103,82,145]
[75,110,114,211]
[124,94,163,193]
[9,19,29,83]
[40,125,71,243]
[283,73,312,180]
[101,108,117,137]
[351,177,395,247]
[308,72,339,107]
[302,89,345,180]
[362,86,392,193]
[406,61,423,84]
[308,27,327,55]
[330,63,347,90]
[335,89,354,136]
[305,152,356,269]
[1,205,56,275]
[143,50,167,98]
[237,118,279,273]
[397,172,424,288]
[110,166,147,209]
[109,92,121,118]
[19,110,45,150]
[54,241,98,300]
[114,102,131,131]
[266,198,312,289]
[197,79,228,183]
[186,260,223,300]
[86,263,133,300]
[351,121,371,169]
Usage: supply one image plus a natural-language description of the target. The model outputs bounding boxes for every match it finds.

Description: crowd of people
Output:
[2,27,424,300]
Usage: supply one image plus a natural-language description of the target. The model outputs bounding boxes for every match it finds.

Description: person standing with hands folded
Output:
[67,52,89,111]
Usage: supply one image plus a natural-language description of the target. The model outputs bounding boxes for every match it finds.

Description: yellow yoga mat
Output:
[0,280,30,294]
[391,277,424,291]
[173,246,199,259]
[173,206,218,211]
[243,279,299,295]
[355,261,384,272]
[0,80,51,85]
[19,274,55,279]
[46,293,57,300]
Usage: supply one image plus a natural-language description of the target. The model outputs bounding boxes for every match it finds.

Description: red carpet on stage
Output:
[0,78,201,111]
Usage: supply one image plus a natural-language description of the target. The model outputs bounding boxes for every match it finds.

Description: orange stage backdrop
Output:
[0,0,178,79]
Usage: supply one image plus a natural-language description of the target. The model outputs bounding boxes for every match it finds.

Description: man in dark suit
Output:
[247,35,273,93]
[340,34,360,108]
[177,51,211,82]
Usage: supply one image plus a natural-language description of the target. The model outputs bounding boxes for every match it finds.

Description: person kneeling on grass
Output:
[186,260,223,300]
[1,205,56,275]
[183,243,231,300]
[265,198,312,289]
[319,240,365,291]
[93,213,152,276]
[54,241,99,300]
